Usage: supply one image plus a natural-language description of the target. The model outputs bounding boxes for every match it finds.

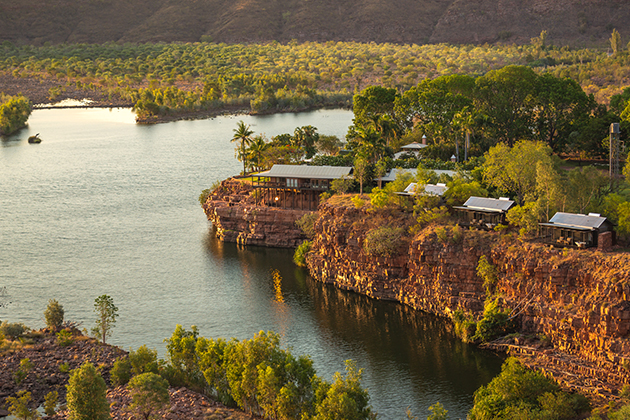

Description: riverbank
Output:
[0,74,349,125]
[0,329,258,419]
[202,181,630,408]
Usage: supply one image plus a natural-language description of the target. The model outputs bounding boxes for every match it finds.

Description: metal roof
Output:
[401,182,448,196]
[401,142,428,150]
[460,196,515,212]
[543,212,610,230]
[254,164,353,179]
[377,168,457,183]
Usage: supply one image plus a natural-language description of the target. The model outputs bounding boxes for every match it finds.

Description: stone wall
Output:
[202,179,310,248]
[306,201,630,402]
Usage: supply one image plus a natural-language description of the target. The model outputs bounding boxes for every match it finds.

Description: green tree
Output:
[469,357,589,420]
[611,29,622,55]
[232,121,254,175]
[316,134,342,156]
[66,361,110,420]
[396,75,475,144]
[128,373,170,420]
[247,134,269,172]
[292,125,319,159]
[427,402,448,420]
[314,360,375,420]
[44,299,64,331]
[531,30,548,50]
[533,73,594,152]
[44,391,58,417]
[331,176,354,194]
[352,86,399,129]
[482,140,554,204]
[162,325,205,391]
[565,166,609,213]
[474,66,538,146]
[354,157,370,194]
[0,94,32,135]
[92,294,119,344]
[6,390,39,420]
[535,160,565,221]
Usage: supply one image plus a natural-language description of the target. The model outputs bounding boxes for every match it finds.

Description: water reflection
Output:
[203,227,503,418]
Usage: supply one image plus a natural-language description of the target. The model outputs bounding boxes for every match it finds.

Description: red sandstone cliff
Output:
[202,185,630,403]
[202,179,309,248]
[306,201,630,403]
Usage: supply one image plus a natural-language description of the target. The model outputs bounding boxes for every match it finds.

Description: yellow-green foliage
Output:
[0,94,32,135]
[469,358,590,420]
[293,240,312,267]
[364,226,405,257]
[476,255,498,296]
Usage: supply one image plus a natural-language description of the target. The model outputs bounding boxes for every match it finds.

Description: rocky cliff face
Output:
[306,201,630,402]
[202,179,309,248]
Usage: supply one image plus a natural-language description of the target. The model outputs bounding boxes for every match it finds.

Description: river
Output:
[0,108,503,419]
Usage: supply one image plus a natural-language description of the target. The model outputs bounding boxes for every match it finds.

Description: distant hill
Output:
[1,0,629,47]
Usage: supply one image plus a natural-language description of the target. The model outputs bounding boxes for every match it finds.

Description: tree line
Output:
[3,33,630,119]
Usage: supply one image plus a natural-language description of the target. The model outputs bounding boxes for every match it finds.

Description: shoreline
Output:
[202,180,630,409]
[2,74,351,125]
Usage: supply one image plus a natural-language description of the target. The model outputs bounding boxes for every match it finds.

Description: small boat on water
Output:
[28,134,41,144]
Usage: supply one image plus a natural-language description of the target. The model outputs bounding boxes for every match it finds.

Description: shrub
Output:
[162,325,205,391]
[44,299,65,331]
[413,206,449,230]
[44,391,59,417]
[199,188,213,205]
[128,373,170,420]
[469,357,589,420]
[293,240,312,267]
[0,321,28,339]
[452,310,477,343]
[111,356,132,386]
[56,329,73,347]
[13,358,32,384]
[331,176,354,194]
[66,361,110,420]
[295,212,318,239]
[472,299,516,343]
[5,390,38,420]
[363,226,405,257]
[59,362,71,373]
[314,360,375,420]
[476,255,498,296]
[352,195,367,208]
[130,345,159,376]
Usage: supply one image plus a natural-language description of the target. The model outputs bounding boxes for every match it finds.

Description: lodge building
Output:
[453,196,516,230]
[538,212,615,249]
[251,164,353,211]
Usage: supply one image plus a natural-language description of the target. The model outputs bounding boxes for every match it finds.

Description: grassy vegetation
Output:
[1,40,629,119]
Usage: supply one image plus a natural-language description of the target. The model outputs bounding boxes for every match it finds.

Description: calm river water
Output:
[0,108,503,419]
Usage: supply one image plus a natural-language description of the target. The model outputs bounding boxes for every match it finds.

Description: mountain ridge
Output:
[1,0,629,47]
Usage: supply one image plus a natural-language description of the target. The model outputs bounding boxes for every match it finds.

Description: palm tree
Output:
[247,135,268,173]
[355,126,387,164]
[232,121,254,175]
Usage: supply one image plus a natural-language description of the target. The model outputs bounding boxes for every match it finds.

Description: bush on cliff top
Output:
[364,226,405,257]
[469,357,589,420]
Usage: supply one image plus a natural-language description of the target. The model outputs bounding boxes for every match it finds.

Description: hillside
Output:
[1,0,629,47]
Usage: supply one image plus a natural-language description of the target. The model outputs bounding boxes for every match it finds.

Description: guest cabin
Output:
[252,164,353,211]
[538,212,615,249]
[453,197,515,230]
